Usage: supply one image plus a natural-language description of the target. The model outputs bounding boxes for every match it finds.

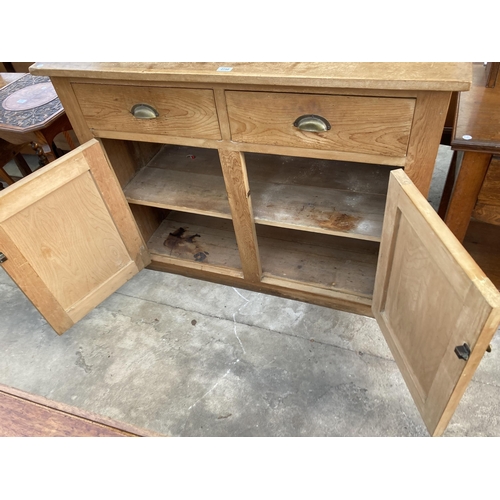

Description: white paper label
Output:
[217,67,233,72]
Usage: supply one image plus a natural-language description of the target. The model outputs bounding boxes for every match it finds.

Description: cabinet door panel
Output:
[373,169,500,436]
[0,140,150,334]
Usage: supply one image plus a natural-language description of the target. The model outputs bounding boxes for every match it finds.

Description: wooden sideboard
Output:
[1,62,499,436]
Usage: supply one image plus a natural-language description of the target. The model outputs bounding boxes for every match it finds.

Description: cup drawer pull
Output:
[293,114,331,132]
[131,104,159,119]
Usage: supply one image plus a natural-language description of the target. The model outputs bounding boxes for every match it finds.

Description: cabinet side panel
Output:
[50,77,94,143]
[404,91,451,196]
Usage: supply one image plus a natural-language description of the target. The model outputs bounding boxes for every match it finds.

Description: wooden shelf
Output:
[147,212,242,277]
[123,145,231,219]
[246,153,393,242]
[124,145,394,242]
[146,209,378,299]
[256,224,379,298]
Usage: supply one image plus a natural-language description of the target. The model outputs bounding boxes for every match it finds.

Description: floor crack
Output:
[113,290,394,362]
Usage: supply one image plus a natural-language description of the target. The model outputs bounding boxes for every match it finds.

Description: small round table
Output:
[0,73,74,178]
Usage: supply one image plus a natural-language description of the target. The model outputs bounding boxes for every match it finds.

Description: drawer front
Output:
[72,83,221,140]
[226,91,415,157]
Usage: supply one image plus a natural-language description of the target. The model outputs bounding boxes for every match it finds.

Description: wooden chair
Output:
[0,140,32,190]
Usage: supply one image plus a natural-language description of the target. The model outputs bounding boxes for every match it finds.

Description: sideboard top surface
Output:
[30,62,472,91]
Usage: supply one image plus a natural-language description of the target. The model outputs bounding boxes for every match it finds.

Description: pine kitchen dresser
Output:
[1,62,499,436]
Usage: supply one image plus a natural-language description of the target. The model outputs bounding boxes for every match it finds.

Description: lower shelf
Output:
[144,211,379,300]
[147,212,243,277]
[256,224,379,298]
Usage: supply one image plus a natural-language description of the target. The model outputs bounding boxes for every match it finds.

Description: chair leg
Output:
[30,141,49,167]
[0,166,15,185]
[13,153,32,177]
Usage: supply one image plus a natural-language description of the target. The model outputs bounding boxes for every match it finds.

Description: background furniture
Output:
[0,62,34,73]
[2,63,499,437]
[0,383,159,436]
[439,62,500,288]
[0,73,29,189]
[0,73,75,190]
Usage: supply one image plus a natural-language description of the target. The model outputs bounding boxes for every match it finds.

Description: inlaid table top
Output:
[0,73,64,134]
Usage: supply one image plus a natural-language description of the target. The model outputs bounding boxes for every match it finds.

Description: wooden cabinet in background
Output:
[1,62,498,436]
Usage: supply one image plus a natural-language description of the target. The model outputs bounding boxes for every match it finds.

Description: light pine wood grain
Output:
[213,88,232,140]
[244,152,394,194]
[0,141,148,334]
[129,204,167,243]
[256,224,378,297]
[89,131,408,166]
[50,77,94,143]
[82,140,151,271]
[26,62,484,435]
[3,172,134,311]
[226,91,415,157]
[122,145,392,240]
[149,254,373,316]
[403,91,452,196]
[98,138,139,187]
[123,145,230,219]
[0,226,74,334]
[373,169,500,436]
[30,62,472,91]
[72,83,221,140]
[251,181,386,242]
[124,166,231,218]
[218,150,262,282]
[0,149,89,222]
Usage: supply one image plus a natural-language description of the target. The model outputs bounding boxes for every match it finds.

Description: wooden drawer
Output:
[226,91,416,157]
[72,83,221,140]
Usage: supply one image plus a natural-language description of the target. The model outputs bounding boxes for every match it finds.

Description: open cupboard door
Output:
[0,139,150,335]
[373,169,500,436]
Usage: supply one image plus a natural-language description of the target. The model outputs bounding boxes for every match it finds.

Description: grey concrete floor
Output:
[1,147,500,437]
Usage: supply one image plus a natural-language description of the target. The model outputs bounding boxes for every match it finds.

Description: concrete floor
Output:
[1,147,500,437]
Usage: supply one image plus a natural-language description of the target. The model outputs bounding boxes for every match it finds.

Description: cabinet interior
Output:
[104,139,396,301]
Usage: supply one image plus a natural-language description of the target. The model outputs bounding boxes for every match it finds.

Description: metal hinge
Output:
[0,252,7,264]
